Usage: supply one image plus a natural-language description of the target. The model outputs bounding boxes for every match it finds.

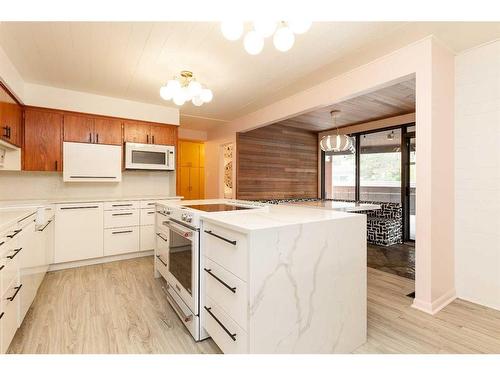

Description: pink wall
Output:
[205,36,456,314]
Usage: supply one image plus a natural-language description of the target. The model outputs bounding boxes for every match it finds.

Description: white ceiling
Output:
[0,22,499,132]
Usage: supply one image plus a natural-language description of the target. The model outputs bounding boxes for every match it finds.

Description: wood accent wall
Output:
[236,124,318,200]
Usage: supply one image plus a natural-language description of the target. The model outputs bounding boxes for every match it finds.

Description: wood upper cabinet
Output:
[64,114,122,145]
[123,121,177,145]
[0,85,22,147]
[123,121,150,144]
[150,124,177,146]
[177,140,205,199]
[94,118,122,145]
[24,109,63,171]
[63,114,94,143]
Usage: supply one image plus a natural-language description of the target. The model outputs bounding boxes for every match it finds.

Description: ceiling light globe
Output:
[159,85,172,100]
[273,26,295,52]
[167,79,181,92]
[253,20,277,38]
[182,86,193,101]
[288,20,312,34]
[192,95,204,107]
[200,88,213,103]
[244,31,264,55]
[221,21,244,41]
[188,80,203,98]
[173,89,187,106]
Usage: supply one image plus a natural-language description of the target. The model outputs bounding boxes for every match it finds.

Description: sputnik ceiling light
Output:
[220,20,312,55]
[159,70,213,106]
[319,110,355,153]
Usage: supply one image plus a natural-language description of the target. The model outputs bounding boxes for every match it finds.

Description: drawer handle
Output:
[156,255,167,267]
[204,230,237,245]
[163,285,193,323]
[204,306,237,341]
[0,265,4,271]
[156,233,168,242]
[61,206,99,210]
[112,212,133,216]
[7,284,22,301]
[112,230,133,235]
[0,241,5,246]
[37,220,52,232]
[204,268,236,293]
[7,229,22,238]
[0,312,4,320]
[157,211,170,216]
[147,211,155,215]
[112,204,133,207]
[7,248,22,259]
[147,202,155,205]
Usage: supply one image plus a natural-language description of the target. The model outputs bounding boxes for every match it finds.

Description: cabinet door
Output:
[54,203,104,263]
[24,109,63,171]
[189,168,201,199]
[150,124,177,145]
[0,85,22,147]
[63,114,94,143]
[94,118,122,145]
[179,166,192,200]
[123,121,150,144]
[179,140,200,167]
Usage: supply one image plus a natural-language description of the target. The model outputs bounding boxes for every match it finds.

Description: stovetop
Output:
[183,204,254,212]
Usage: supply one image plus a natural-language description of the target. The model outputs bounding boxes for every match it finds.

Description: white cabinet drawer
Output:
[140,208,156,226]
[140,225,155,251]
[140,200,157,209]
[155,231,169,280]
[103,227,139,256]
[0,242,20,297]
[103,201,140,210]
[104,210,139,229]
[204,258,247,330]
[203,222,248,281]
[1,281,21,354]
[155,253,169,280]
[203,296,247,354]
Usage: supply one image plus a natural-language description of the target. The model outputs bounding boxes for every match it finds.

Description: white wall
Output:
[178,127,208,141]
[24,83,179,125]
[0,45,25,101]
[0,170,176,201]
[455,40,500,310]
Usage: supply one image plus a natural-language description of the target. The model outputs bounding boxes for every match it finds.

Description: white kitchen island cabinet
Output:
[201,205,367,354]
[54,203,104,263]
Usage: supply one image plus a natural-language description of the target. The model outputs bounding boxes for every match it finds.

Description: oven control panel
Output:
[181,213,193,223]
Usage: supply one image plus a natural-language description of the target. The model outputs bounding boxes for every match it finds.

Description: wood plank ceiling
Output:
[278,78,416,132]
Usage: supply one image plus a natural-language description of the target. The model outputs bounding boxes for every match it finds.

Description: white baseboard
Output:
[412,288,456,315]
[48,250,154,271]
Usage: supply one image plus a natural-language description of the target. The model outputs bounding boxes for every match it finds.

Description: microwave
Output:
[125,142,175,171]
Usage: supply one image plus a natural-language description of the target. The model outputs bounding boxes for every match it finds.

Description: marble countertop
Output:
[285,200,381,212]
[0,208,36,234]
[198,201,359,233]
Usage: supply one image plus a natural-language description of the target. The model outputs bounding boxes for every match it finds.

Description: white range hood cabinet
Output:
[0,138,21,171]
[63,142,122,182]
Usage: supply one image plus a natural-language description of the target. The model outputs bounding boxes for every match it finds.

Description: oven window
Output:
[169,230,192,295]
[131,150,166,165]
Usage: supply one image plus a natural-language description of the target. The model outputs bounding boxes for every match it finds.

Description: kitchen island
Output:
[155,199,367,354]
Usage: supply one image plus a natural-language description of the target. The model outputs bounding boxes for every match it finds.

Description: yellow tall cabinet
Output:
[177,140,205,200]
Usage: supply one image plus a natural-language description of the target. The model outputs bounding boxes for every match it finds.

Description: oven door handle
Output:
[162,285,193,323]
[164,221,193,239]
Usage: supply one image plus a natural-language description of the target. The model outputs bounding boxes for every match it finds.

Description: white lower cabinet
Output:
[154,229,169,280]
[55,203,104,263]
[140,225,155,251]
[18,220,38,323]
[1,280,21,354]
[104,227,140,256]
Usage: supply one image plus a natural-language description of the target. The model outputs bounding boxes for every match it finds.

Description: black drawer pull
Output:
[156,255,167,267]
[7,248,22,259]
[0,312,4,320]
[157,211,170,216]
[147,202,155,205]
[7,229,22,239]
[38,220,52,232]
[112,203,133,207]
[112,212,133,216]
[0,241,4,247]
[61,206,99,210]
[0,265,4,271]
[204,268,236,293]
[204,306,237,341]
[112,230,133,235]
[7,284,22,301]
[147,211,155,215]
[156,233,168,242]
[204,230,237,245]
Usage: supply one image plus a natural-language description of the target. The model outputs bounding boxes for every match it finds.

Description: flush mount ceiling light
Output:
[159,70,213,107]
[220,20,312,55]
[319,110,355,153]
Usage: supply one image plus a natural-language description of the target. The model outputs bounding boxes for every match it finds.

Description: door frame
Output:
[402,130,416,242]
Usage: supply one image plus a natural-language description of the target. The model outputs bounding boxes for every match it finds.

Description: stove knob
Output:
[181,213,187,221]
[186,215,193,223]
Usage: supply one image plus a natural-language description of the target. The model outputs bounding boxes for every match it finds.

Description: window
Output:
[324,138,356,200]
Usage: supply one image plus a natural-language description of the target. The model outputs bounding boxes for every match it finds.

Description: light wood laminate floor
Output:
[8,257,500,354]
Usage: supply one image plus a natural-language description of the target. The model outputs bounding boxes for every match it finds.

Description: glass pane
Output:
[324,138,356,200]
[359,129,401,203]
[132,150,166,165]
[168,230,192,295]
[409,137,416,240]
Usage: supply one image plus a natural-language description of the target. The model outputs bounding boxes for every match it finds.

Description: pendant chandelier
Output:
[319,110,355,153]
[220,20,312,55]
[159,70,213,107]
